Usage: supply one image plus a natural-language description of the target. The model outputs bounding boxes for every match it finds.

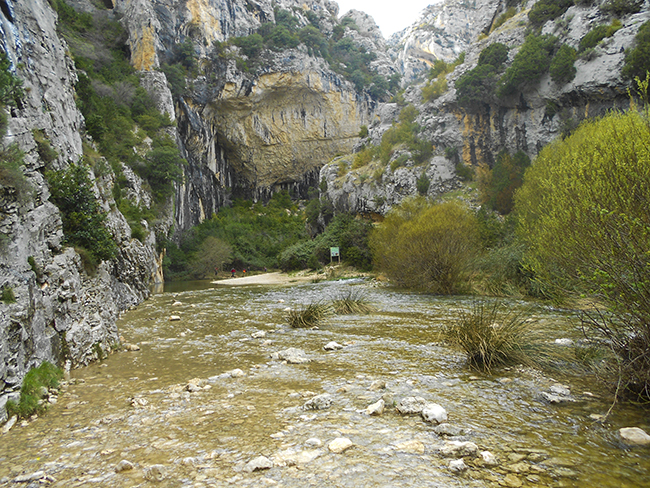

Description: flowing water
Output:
[1,279,649,487]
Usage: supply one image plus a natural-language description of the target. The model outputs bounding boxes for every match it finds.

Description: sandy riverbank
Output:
[211,271,316,286]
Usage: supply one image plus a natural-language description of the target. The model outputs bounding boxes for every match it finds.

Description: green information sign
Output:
[330,247,340,257]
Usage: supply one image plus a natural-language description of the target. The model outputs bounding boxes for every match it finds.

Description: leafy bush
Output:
[370,198,480,294]
[0,51,24,106]
[456,43,509,110]
[1,286,15,303]
[422,77,448,102]
[622,21,650,80]
[550,44,577,84]
[579,21,622,52]
[142,135,185,202]
[6,362,63,419]
[416,172,430,195]
[528,0,573,27]
[600,0,644,16]
[479,150,530,215]
[46,163,118,264]
[515,107,650,400]
[498,34,557,97]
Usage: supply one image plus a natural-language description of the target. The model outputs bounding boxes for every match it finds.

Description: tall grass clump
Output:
[6,362,63,418]
[287,302,330,328]
[442,300,537,372]
[331,288,373,314]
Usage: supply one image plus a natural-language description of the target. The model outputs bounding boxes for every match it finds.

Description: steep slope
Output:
[320,0,650,215]
[0,0,162,421]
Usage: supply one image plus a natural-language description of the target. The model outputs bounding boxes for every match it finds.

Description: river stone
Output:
[549,384,571,397]
[115,460,134,472]
[366,398,385,416]
[304,393,333,410]
[323,341,344,351]
[273,448,321,466]
[396,396,428,415]
[13,471,46,483]
[244,456,274,472]
[369,380,387,391]
[328,437,354,453]
[395,440,425,454]
[251,331,266,338]
[504,473,523,487]
[229,369,246,378]
[305,438,322,448]
[143,464,167,481]
[619,427,650,446]
[277,348,311,364]
[439,441,480,458]
[2,416,17,434]
[481,450,499,465]
[172,301,182,306]
[433,423,464,437]
[448,458,467,472]
[421,403,448,424]
[169,315,181,321]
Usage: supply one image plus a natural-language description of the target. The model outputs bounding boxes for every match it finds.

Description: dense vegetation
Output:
[228,8,399,100]
[515,105,650,400]
[6,362,63,419]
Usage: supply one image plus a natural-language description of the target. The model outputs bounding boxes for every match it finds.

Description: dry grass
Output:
[331,288,373,315]
[287,302,331,328]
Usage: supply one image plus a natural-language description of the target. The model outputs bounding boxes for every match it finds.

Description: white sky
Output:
[334,0,442,37]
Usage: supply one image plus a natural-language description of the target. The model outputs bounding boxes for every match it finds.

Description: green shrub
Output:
[498,34,558,97]
[456,43,509,110]
[142,135,185,202]
[622,21,650,80]
[0,51,24,106]
[600,0,644,16]
[478,42,510,69]
[550,44,577,84]
[528,0,573,27]
[579,21,622,52]
[455,162,474,181]
[515,107,650,400]
[370,198,480,294]
[46,163,118,263]
[32,129,59,164]
[422,76,448,102]
[493,7,517,31]
[441,300,538,372]
[1,286,16,303]
[479,150,530,214]
[358,125,369,138]
[416,172,430,195]
[6,362,63,419]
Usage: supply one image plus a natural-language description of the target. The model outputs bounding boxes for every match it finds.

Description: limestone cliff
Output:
[0,0,161,421]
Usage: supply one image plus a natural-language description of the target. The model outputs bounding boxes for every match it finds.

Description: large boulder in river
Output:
[620,427,650,446]
[396,396,428,415]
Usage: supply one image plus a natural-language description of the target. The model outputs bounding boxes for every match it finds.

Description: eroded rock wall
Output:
[0,0,161,421]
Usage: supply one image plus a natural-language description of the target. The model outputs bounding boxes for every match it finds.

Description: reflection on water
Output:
[1,279,649,487]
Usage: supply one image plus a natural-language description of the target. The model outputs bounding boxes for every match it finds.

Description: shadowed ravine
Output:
[1,280,649,487]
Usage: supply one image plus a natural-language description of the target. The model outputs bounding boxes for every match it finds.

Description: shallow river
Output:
[1,279,649,487]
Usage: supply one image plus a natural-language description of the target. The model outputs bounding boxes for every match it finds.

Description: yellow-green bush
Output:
[370,198,480,294]
[515,107,650,400]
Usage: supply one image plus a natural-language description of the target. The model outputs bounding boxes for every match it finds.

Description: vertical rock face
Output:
[390,0,501,82]
[0,0,161,418]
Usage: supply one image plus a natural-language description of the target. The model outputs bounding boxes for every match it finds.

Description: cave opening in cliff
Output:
[99,0,114,9]
[0,0,14,23]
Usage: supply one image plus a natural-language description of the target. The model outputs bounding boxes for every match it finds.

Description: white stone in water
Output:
[421,403,448,424]
[115,460,134,472]
[305,438,322,448]
[554,338,574,346]
[303,393,333,410]
[395,440,425,454]
[244,455,273,472]
[251,330,267,338]
[169,315,181,321]
[2,416,17,434]
[439,441,480,458]
[328,437,354,453]
[396,396,428,415]
[620,427,650,446]
[172,301,182,306]
[481,450,499,465]
[229,369,246,378]
[323,341,344,351]
[277,348,310,364]
[366,398,385,416]
[549,384,571,396]
[143,465,166,481]
[369,380,387,391]
[448,458,467,472]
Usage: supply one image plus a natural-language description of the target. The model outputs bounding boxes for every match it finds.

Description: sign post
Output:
[330,247,340,264]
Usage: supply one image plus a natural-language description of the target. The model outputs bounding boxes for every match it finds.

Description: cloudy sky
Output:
[334,0,441,37]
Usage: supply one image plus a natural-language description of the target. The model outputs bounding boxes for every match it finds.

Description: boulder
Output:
[304,393,333,410]
[448,458,467,473]
[115,460,134,473]
[276,348,311,364]
[396,396,428,415]
[328,437,354,453]
[439,441,479,458]
[366,398,385,416]
[421,403,448,424]
[244,455,274,472]
[323,341,344,351]
[619,427,650,446]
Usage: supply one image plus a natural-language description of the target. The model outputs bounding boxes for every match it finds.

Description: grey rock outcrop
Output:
[0,0,162,420]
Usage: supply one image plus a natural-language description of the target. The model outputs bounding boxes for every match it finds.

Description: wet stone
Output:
[115,460,134,472]
[143,464,166,481]
[396,396,428,415]
[448,459,467,473]
[439,441,479,458]
[619,427,650,446]
[303,393,333,410]
[328,438,354,453]
[244,456,273,472]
